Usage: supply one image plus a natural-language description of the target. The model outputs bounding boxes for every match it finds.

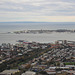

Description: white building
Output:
[22,71,36,75]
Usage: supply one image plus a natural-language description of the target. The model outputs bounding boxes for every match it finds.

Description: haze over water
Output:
[0,22,75,33]
[0,22,75,44]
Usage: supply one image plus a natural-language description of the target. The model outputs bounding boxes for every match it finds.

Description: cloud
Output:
[0,0,75,22]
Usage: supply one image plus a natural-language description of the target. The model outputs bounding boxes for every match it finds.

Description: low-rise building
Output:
[0,69,20,75]
[22,71,36,75]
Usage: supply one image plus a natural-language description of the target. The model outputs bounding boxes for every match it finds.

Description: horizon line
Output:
[0,21,75,23]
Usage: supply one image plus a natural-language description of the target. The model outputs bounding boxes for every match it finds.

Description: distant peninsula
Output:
[13,29,75,34]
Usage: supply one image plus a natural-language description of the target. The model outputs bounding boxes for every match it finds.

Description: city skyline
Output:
[0,0,75,22]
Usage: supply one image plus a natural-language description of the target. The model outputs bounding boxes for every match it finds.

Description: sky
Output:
[0,0,75,22]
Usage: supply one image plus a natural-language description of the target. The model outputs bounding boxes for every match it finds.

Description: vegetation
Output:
[64,62,75,65]
[0,47,51,72]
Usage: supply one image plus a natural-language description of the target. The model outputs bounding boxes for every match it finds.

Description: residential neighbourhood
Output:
[0,40,75,75]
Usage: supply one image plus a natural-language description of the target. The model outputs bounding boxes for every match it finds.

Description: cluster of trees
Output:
[0,61,7,72]
[0,47,51,72]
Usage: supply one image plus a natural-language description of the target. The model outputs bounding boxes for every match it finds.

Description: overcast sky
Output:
[0,0,75,22]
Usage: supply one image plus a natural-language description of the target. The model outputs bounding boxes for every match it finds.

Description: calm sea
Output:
[0,22,75,32]
[0,22,75,44]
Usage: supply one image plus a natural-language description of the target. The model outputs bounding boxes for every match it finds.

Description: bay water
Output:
[0,22,75,44]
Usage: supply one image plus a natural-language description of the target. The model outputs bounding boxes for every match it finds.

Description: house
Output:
[0,69,20,75]
[62,70,75,75]
[22,71,36,75]
[65,65,75,70]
